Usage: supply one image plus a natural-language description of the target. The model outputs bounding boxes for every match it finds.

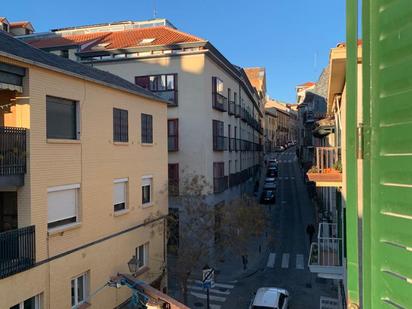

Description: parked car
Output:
[249,287,289,309]
[260,189,276,204]
[267,167,278,178]
[274,146,284,152]
[265,177,276,184]
[263,181,277,190]
[268,159,278,168]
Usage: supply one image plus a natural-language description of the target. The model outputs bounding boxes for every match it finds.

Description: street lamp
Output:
[127,255,140,276]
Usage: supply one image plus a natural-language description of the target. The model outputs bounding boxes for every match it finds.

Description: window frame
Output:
[135,74,178,105]
[113,108,129,143]
[141,176,153,206]
[113,178,128,212]
[47,184,80,230]
[10,294,42,309]
[141,113,153,144]
[168,163,179,196]
[46,96,80,140]
[167,119,179,152]
[71,272,89,309]
[136,242,149,270]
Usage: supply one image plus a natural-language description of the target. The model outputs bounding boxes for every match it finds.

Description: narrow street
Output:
[221,147,338,308]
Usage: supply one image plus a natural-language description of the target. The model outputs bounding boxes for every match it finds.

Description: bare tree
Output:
[166,173,269,305]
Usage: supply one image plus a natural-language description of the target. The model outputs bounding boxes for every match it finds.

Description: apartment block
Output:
[22,20,265,249]
[0,32,169,309]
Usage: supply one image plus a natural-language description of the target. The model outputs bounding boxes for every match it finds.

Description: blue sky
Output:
[3,0,345,102]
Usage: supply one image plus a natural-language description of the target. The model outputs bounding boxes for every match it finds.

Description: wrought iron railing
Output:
[213,136,228,151]
[309,223,342,267]
[212,93,228,112]
[0,225,35,279]
[0,126,27,176]
[213,176,228,193]
[313,147,341,173]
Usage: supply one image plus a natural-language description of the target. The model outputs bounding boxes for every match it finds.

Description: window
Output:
[142,176,152,205]
[168,119,178,151]
[71,272,88,308]
[46,96,79,140]
[213,162,226,193]
[10,294,42,309]
[168,164,179,196]
[113,178,128,212]
[135,74,178,105]
[113,108,128,142]
[141,113,153,144]
[136,243,149,269]
[47,184,79,229]
[212,77,227,111]
[61,50,69,59]
[213,120,225,151]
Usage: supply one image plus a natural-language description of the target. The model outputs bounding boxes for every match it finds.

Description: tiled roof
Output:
[26,26,204,52]
[298,81,315,87]
[244,67,265,92]
[0,31,167,102]
[10,21,31,28]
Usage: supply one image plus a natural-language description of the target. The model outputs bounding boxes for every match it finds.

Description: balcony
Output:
[213,136,228,151]
[212,93,228,112]
[228,101,235,115]
[0,225,36,279]
[0,126,27,187]
[306,147,342,187]
[213,176,228,193]
[229,137,235,152]
[235,104,241,118]
[308,223,344,279]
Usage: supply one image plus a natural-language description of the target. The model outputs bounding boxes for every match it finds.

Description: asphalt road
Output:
[222,147,338,309]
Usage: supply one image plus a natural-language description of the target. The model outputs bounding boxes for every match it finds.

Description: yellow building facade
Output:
[0,33,168,309]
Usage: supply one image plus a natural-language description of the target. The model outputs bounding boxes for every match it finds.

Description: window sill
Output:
[113,141,129,146]
[141,142,154,147]
[47,138,81,144]
[48,222,81,236]
[142,202,154,209]
[113,208,130,217]
[134,266,150,277]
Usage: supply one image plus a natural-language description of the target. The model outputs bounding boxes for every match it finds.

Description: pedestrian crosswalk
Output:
[187,279,237,309]
[266,252,306,270]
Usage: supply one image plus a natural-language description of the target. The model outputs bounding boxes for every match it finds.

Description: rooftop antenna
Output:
[153,0,157,19]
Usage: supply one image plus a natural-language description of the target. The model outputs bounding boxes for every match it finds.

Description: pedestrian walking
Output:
[306,224,316,244]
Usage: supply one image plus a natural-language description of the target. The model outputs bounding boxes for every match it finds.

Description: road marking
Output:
[187,285,231,295]
[266,253,276,268]
[284,177,289,180]
[281,253,290,268]
[291,177,295,180]
[189,280,235,289]
[210,305,221,309]
[282,201,287,204]
[296,254,304,269]
[190,292,227,302]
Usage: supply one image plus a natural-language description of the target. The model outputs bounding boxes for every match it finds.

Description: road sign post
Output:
[202,265,215,309]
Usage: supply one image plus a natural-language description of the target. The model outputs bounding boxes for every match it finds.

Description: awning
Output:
[0,82,22,93]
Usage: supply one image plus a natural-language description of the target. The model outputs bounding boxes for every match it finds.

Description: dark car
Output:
[260,189,276,204]
[267,167,278,178]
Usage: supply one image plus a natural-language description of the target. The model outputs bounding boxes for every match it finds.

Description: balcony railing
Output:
[213,176,228,193]
[168,136,178,152]
[0,126,27,176]
[213,136,228,151]
[235,138,241,152]
[229,137,235,152]
[307,147,342,186]
[308,223,344,278]
[235,104,241,118]
[0,225,35,279]
[228,101,235,115]
[212,93,228,112]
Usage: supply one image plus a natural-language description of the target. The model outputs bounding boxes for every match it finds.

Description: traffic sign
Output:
[202,267,215,289]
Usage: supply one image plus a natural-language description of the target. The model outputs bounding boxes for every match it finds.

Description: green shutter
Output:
[362,0,412,308]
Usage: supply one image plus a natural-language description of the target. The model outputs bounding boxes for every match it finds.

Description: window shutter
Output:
[148,115,153,143]
[113,182,126,205]
[212,77,217,93]
[121,109,128,142]
[48,188,77,224]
